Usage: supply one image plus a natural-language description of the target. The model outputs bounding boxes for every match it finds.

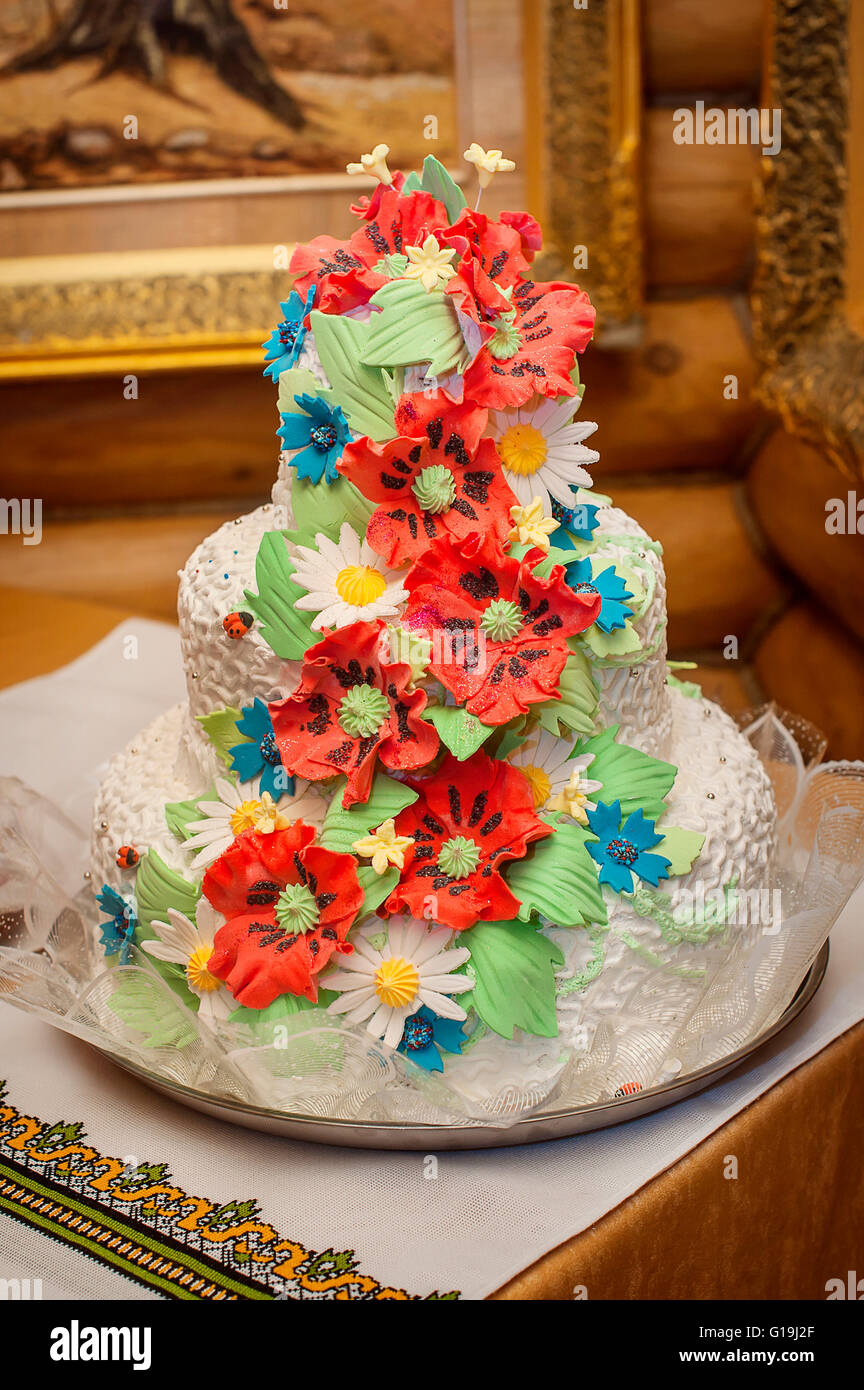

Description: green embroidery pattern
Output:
[0,1083,459,1301]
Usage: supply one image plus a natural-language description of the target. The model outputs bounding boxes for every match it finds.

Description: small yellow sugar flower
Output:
[464,143,517,190]
[508,497,558,553]
[352,818,414,875]
[404,234,458,293]
[346,143,393,185]
[548,769,591,825]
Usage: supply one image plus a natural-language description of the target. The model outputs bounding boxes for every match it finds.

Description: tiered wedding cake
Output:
[90,146,775,1106]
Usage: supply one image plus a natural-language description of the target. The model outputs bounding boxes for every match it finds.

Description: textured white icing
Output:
[588,504,671,757]
[90,329,777,1101]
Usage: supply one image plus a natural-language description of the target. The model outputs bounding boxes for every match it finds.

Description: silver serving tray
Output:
[101,942,829,1150]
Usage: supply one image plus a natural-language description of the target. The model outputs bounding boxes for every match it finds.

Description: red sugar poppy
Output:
[402,531,601,725]
[290,186,451,316]
[203,823,363,1008]
[462,277,596,410]
[384,750,553,931]
[338,397,516,568]
[267,620,439,809]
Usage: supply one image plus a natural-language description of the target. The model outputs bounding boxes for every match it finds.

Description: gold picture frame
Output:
[752,0,864,482]
[0,0,644,378]
[522,0,643,342]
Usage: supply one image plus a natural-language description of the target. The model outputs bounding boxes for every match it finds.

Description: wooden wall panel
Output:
[643,0,763,95]
[644,108,758,289]
[590,479,784,652]
[587,297,761,475]
[0,479,783,652]
[0,296,762,508]
[748,429,864,645]
[0,368,277,508]
[0,512,235,622]
[753,603,864,759]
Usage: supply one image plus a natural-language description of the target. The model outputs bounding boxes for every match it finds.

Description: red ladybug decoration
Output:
[223,610,254,639]
[116,845,139,869]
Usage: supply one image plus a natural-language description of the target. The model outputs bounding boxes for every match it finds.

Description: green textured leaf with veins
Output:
[357,864,401,918]
[196,707,248,768]
[535,642,598,738]
[318,773,419,855]
[132,852,206,1011]
[290,476,374,544]
[134,850,200,934]
[422,705,495,761]
[505,814,607,929]
[361,279,471,377]
[244,530,317,661]
[108,973,199,1049]
[461,920,564,1040]
[276,365,326,416]
[308,310,396,443]
[654,825,705,875]
[165,786,217,843]
[419,154,467,223]
[571,724,677,821]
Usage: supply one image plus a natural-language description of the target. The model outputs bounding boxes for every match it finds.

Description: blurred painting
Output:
[0,0,457,190]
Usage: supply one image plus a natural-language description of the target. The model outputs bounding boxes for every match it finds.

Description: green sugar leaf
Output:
[584,621,642,660]
[506,814,607,929]
[134,850,200,934]
[357,864,400,917]
[462,920,564,1040]
[196,707,248,768]
[655,825,705,876]
[400,171,423,194]
[108,972,199,1049]
[535,643,598,738]
[244,530,317,661]
[419,155,467,223]
[361,279,471,377]
[229,992,337,1039]
[290,476,374,543]
[573,724,677,821]
[422,704,494,761]
[130,850,201,1010]
[318,773,419,855]
[276,365,328,416]
[309,310,396,442]
[165,786,216,843]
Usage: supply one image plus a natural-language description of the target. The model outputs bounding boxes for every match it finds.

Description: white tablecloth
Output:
[1,622,862,1300]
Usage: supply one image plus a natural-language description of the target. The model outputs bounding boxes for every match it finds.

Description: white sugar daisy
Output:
[290,522,407,631]
[489,395,600,512]
[143,899,232,1023]
[183,776,327,870]
[507,730,602,824]
[325,917,473,1050]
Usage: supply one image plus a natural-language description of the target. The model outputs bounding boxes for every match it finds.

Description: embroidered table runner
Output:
[1,623,863,1301]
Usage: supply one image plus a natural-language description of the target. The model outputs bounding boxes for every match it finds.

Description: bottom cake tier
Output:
[89,686,776,1113]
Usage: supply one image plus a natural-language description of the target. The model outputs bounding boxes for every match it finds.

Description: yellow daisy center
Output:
[498,423,548,476]
[519,764,552,808]
[335,564,387,606]
[230,799,266,835]
[186,945,221,993]
[374,956,420,1009]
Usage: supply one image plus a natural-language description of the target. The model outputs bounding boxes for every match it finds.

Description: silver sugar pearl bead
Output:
[234,518,242,525]
[192,672,200,680]
[100,820,108,830]
[83,871,91,881]
[706,792,715,799]
[719,755,727,763]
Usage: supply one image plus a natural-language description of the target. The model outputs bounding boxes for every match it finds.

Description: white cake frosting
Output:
[90,332,776,1107]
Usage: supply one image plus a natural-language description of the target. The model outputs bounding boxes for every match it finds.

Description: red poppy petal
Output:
[202,824,315,920]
